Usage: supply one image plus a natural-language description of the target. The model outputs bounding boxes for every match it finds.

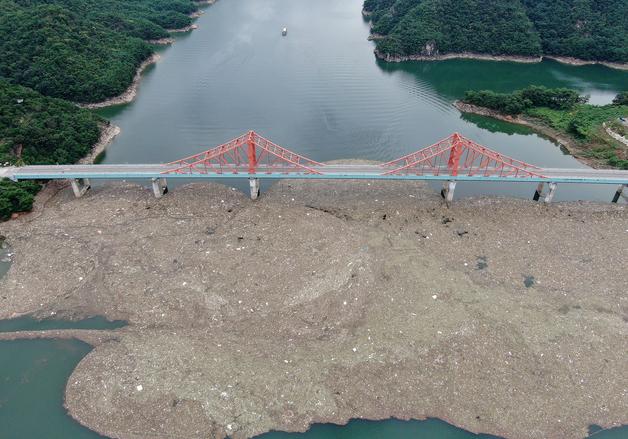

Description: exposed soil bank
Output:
[78,54,162,109]
[373,49,628,71]
[77,0,214,108]
[453,101,611,169]
[544,56,628,72]
[147,38,176,45]
[79,122,121,165]
[375,50,542,64]
[0,179,626,439]
[168,24,199,33]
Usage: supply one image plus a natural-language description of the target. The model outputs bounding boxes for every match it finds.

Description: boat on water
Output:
[282,27,287,36]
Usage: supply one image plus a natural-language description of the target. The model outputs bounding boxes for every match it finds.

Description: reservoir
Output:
[1,0,627,438]
[98,0,628,202]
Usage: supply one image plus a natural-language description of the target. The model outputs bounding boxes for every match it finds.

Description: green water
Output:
[0,339,106,439]
[257,419,502,439]
[257,419,628,439]
[0,315,126,333]
[0,339,625,439]
[1,0,628,437]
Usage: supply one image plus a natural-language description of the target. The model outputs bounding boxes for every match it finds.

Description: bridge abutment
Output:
[249,178,260,200]
[69,178,90,198]
[151,178,168,199]
[612,184,626,203]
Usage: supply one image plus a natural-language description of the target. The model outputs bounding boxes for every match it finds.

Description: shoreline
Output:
[453,101,613,169]
[167,23,199,33]
[147,37,175,45]
[0,328,120,346]
[372,49,628,71]
[4,122,121,223]
[77,54,161,109]
[544,55,628,71]
[79,122,121,165]
[374,49,542,64]
[77,0,214,108]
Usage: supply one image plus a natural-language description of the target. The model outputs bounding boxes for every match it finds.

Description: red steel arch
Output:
[163,131,324,175]
[381,133,546,178]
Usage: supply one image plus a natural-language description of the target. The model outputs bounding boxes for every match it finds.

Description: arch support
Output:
[544,182,558,203]
[612,184,626,203]
[440,180,456,203]
[69,178,90,198]
[152,178,168,199]
[249,178,260,200]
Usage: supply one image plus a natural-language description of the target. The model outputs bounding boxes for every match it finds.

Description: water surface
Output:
[98,0,628,202]
[0,315,126,332]
[0,339,106,439]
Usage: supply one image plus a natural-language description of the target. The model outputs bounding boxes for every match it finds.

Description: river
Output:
[97,0,628,202]
[2,0,628,437]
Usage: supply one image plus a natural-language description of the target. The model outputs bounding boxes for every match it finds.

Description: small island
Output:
[455,86,628,170]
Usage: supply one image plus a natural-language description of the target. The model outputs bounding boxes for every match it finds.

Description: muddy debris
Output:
[0,179,626,439]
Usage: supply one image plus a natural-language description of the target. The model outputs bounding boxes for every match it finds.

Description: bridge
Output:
[1,131,627,203]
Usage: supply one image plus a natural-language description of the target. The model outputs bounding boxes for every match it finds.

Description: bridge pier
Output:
[151,177,168,199]
[440,181,456,203]
[612,184,627,203]
[69,178,90,198]
[532,182,545,201]
[249,178,260,200]
[544,182,558,203]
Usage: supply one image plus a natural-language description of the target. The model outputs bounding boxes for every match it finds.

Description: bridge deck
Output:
[1,164,628,185]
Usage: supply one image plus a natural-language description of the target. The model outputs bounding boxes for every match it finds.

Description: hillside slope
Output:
[364,0,628,63]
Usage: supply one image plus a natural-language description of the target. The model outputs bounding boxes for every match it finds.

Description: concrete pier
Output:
[440,181,456,203]
[612,184,626,203]
[151,178,168,199]
[69,179,91,198]
[533,182,544,201]
[249,178,260,200]
[544,182,557,203]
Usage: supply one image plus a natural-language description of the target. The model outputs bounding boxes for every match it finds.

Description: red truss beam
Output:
[162,131,324,175]
[381,133,547,179]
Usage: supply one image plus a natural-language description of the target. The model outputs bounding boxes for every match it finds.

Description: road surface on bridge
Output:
[2,163,628,185]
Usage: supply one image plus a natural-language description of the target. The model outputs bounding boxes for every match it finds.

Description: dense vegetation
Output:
[463,86,585,115]
[0,0,200,103]
[614,92,628,106]
[0,180,41,220]
[0,0,203,219]
[364,0,628,62]
[0,80,102,219]
[461,87,628,169]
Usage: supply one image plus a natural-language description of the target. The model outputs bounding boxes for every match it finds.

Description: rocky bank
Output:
[0,180,626,439]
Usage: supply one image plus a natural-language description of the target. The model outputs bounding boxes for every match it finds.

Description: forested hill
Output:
[0,0,200,103]
[0,0,203,219]
[364,0,628,63]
